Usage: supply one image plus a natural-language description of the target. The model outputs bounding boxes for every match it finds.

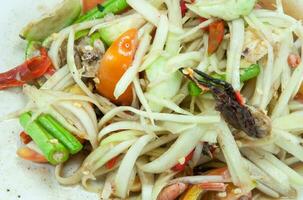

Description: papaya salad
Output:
[3,0,303,199]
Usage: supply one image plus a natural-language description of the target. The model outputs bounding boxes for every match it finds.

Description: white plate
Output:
[0,0,97,199]
[1,1,303,200]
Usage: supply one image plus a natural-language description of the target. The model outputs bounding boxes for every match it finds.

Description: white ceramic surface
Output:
[0,0,97,199]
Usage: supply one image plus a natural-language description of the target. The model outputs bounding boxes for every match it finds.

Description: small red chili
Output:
[172,150,194,171]
[0,48,53,90]
[105,156,119,169]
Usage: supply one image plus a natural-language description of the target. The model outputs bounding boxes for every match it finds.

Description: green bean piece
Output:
[240,64,260,82]
[76,0,128,23]
[38,114,83,155]
[19,113,69,165]
[188,81,203,97]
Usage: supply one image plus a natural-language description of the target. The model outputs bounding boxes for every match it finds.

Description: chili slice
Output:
[0,48,53,90]
[172,150,194,171]
[208,20,225,54]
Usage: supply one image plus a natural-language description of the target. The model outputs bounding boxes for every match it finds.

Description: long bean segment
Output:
[76,0,128,23]
[19,113,69,165]
[38,114,83,154]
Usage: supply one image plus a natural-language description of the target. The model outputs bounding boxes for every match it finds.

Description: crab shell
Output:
[247,106,272,138]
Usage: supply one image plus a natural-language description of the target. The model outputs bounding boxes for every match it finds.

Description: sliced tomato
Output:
[83,0,105,13]
[17,147,48,163]
[208,20,225,55]
[96,29,139,105]
[172,150,194,171]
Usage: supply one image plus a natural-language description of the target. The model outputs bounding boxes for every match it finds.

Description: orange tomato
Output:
[96,29,139,105]
[17,147,48,163]
[82,0,105,13]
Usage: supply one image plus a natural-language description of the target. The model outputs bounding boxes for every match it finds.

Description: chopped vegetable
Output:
[17,146,48,163]
[239,64,260,82]
[98,14,145,46]
[83,0,105,13]
[20,0,82,41]
[180,0,187,17]
[37,114,83,154]
[208,21,225,55]
[187,0,257,21]
[75,29,90,40]
[96,29,139,105]
[0,48,53,90]
[171,150,194,171]
[20,131,32,144]
[145,57,182,112]
[76,0,128,23]
[105,156,119,169]
[19,113,69,165]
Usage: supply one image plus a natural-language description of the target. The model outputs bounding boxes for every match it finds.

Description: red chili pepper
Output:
[235,91,245,106]
[105,156,119,169]
[172,150,194,171]
[20,131,32,144]
[0,48,53,90]
[208,20,225,55]
[198,17,209,31]
[180,0,195,17]
[180,0,188,17]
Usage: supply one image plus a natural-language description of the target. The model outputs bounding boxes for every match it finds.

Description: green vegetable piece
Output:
[38,114,83,155]
[76,0,128,23]
[19,113,69,165]
[240,64,260,82]
[188,81,202,97]
[20,0,82,41]
[145,57,182,112]
[75,29,90,40]
[98,14,145,46]
[25,41,41,59]
[90,32,102,46]
[187,0,257,21]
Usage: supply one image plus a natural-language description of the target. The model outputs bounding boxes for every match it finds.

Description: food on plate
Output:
[2,0,303,199]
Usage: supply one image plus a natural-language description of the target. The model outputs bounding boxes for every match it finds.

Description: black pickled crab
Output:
[180,68,271,138]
